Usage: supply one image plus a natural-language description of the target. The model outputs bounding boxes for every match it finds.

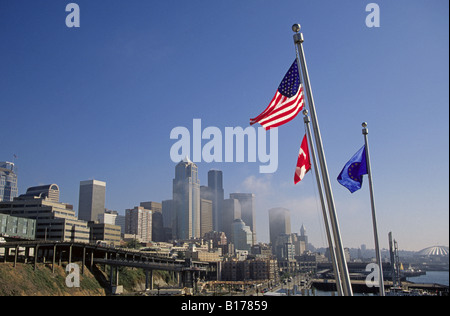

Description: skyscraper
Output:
[0,162,18,202]
[222,198,241,242]
[78,179,106,222]
[207,169,224,232]
[173,157,200,239]
[200,198,213,237]
[229,193,256,245]
[268,208,291,253]
[162,199,175,240]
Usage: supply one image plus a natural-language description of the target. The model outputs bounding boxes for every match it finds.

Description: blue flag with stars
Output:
[337,145,368,193]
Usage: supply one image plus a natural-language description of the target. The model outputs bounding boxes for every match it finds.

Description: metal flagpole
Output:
[303,110,343,296]
[362,122,385,296]
[292,24,353,296]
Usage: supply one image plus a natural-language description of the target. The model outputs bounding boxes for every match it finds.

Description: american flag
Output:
[250,60,304,130]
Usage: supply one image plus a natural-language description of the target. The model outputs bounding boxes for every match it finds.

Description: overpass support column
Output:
[13,245,18,267]
[34,245,39,271]
[68,244,72,265]
[3,247,8,263]
[177,272,181,287]
[110,265,113,286]
[52,244,56,273]
[82,246,86,275]
[24,247,29,264]
[145,270,153,290]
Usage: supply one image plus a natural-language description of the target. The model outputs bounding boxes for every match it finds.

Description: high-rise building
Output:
[162,199,175,240]
[140,201,164,242]
[173,157,200,239]
[78,180,106,222]
[207,170,224,232]
[0,162,18,202]
[229,193,256,245]
[125,206,152,243]
[222,198,241,242]
[200,198,213,237]
[232,218,253,251]
[268,208,291,253]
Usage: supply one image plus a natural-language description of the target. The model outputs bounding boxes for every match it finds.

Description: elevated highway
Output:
[0,240,211,290]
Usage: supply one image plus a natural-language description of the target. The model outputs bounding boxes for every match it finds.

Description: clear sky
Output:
[1,0,448,251]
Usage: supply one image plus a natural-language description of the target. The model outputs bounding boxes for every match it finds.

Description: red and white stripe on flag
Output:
[294,134,312,184]
[251,86,305,130]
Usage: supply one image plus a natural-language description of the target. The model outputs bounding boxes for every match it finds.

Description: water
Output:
[407,271,449,286]
[272,271,449,296]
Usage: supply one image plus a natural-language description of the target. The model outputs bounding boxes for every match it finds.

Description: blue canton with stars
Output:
[277,60,301,98]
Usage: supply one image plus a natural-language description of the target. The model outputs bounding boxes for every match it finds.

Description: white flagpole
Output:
[362,122,385,296]
[303,110,343,296]
[292,24,353,296]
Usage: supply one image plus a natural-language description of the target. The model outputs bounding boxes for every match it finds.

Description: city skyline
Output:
[1,0,448,251]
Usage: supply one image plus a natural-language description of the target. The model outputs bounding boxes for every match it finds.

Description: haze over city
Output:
[1,0,448,251]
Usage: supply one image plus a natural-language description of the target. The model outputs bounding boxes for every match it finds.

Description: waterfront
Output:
[270,271,449,296]
[407,271,449,286]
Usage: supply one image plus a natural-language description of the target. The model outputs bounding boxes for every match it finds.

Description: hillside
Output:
[0,261,177,296]
[0,262,106,296]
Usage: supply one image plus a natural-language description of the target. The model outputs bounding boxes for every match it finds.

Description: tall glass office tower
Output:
[173,157,200,239]
[208,169,224,232]
[0,162,18,202]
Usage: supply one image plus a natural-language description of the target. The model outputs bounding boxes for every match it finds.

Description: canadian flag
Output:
[294,134,312,184]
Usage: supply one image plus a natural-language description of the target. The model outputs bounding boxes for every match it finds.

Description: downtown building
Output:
[0,184,90,242]
[172,157,200,240]
[268,207,291,253]
[125,206,152,243]
[0,162,18,202]
[231,218,253,252]
[207,170,224,232]
[140,201,164,242]
[229,193,256,245]
[78,179,106,222]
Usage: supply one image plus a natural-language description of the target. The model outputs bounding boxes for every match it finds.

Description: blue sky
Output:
[1,0,448,251]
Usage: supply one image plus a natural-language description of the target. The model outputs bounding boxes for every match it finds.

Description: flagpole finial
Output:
[303,109,310,123]
[362,122,368,135]
[293,24,304,44]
